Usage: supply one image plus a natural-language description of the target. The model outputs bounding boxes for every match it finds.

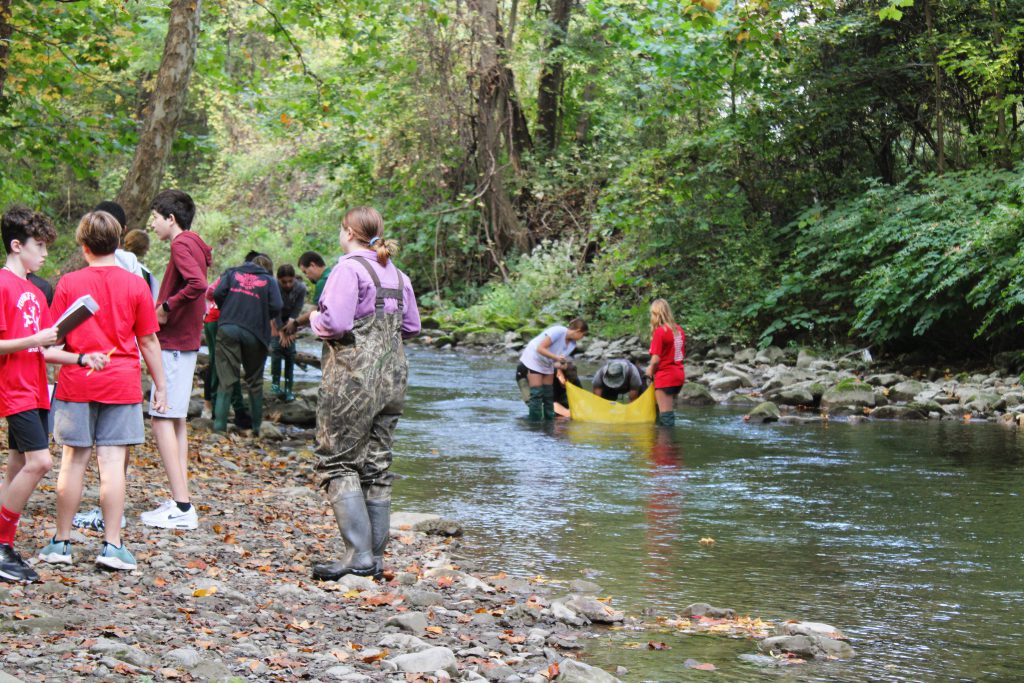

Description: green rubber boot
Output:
[249,391,264,435]
[213,391,232,432]
[542,384,556,420]
[656,410,676,427]
[527,387,544,422]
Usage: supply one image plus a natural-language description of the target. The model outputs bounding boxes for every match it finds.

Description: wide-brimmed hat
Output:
[603,360,629,390]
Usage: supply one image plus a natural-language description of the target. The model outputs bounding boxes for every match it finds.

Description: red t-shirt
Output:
[53,266,159,404]
[0,269,52,416]
[649,324,686,389]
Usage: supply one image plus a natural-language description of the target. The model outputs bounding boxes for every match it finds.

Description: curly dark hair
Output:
[1,205,57,254]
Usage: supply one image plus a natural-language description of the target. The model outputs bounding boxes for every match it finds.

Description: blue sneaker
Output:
[38,538,73,565]
[95,542,137,571]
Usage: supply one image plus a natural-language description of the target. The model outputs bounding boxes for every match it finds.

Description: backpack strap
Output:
[351,256,404,316]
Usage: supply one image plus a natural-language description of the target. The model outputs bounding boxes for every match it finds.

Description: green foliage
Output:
[746,165,1024,349]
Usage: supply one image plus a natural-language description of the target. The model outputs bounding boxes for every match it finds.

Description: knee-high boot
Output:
[213,391,232,432]
[541,384,556,420]
[527,387,544,422]
[656,410,676,427]
[364,484,391,581]
[312,483,376,580]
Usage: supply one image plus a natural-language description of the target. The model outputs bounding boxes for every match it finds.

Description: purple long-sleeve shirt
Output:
[310,250,421,339]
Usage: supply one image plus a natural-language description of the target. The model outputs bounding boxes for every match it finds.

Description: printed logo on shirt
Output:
[229,271,268,299]
[16,290,42,353]
[672,328,683,363]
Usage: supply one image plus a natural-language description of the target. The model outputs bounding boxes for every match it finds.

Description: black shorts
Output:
[6,409,50,453]
[658,385,682,396]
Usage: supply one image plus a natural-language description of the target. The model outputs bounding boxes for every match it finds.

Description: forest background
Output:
[1,0,1022,357]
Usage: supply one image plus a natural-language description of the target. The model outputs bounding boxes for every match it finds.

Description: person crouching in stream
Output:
[309,207,420,581]
[519,319,588,421]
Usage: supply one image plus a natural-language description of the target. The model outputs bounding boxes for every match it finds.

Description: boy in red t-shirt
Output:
[0,206,109,583]
[645,298,686,427]
[37,211,167,572]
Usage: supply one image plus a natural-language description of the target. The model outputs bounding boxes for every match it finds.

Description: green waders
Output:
[527,386,544,421]
[311,257,407,581]
[541,384,556,420]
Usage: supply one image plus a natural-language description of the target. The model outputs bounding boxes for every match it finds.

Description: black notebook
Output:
[55,294,99,342]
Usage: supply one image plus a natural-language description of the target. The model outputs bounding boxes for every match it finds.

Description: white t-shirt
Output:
[519,325,575,374]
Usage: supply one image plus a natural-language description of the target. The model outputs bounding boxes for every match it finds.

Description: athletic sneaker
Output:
[95,542,137,571]
[141,504,198,530]
[0,544,40,583]
[38,538,73,565]
[72,507,126,531]
[140,499,176,524]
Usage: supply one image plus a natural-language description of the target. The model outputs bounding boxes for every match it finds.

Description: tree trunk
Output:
[0,0,13,100]
[116,0,202,231]
[536,0,573,153]
[924,0,944,174]
[469,0,530,264]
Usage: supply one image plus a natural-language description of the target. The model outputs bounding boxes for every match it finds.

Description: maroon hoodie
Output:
[156,230,213,351]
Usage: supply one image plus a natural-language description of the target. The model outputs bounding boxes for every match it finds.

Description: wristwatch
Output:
[77,353,86,367]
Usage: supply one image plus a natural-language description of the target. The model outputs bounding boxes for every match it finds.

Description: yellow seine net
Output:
[565,382,657,424]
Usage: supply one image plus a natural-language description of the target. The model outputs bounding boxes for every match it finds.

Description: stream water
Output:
[381,346,1024,681]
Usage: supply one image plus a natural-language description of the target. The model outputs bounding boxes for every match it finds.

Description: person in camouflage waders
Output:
[308,207,420,581]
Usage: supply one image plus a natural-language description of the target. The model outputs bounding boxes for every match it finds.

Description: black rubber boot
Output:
[364,485,391,581]
[656,410,676,427]
[542,384,556,420]
[527,387,544,421]
[312,486,376,581]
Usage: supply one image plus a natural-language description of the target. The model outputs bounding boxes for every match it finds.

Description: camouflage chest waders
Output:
[312,256,407,581]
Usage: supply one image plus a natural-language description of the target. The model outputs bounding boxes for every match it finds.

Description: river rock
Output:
[820,381,876,410]
[734,348,757,364]
[759,634,855,659]
[745,402,780,424]
[721,364,756,387]
[777,621,847,640]
[550,600,588,626]
[564,596,624,623]
[683,363,705,381]
[768,386,815,406]
[677,383,715,406]
[388,646,458,675]
[164,647,203,669]
[386,612,429,634]
[710,375,744,393]
[865,373,903,387]
[270,399,316,426]
[414,517,464,536]
[680,602,736,619]
[871,405,927,420]
[464,330,505,346]
[754,346,785,365]
[569,579,601,594]
[889,380,926,402]
[555,658,624,683]
[706,343,734,360]
[378,633,432,653]
[796,349,818,369]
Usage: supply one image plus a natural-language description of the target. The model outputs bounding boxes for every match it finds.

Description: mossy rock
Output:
[677,383,715,406]
[432,336,454,348]
[485,314,522,331]
[746,401,781,424]
[519,326,543,343]
[420,316,441,330]
[452,325,487,342]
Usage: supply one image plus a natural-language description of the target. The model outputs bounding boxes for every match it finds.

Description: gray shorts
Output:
[149,349,197,419]
[53,400,144,447]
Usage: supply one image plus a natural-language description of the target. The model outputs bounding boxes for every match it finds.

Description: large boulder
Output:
[745,402,781,424]
[268,398,316,427]
[766,386,815,407]
[710,375,744,393]
[870,405,927,420]
[677,383,715,406]
[820,380,876,411]
[721,364,756,388]
[759,634,855,660]
[889,380,926,403]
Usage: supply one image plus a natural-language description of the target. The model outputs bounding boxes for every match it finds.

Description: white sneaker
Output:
[141,504,198,530]
[140,499,175,523]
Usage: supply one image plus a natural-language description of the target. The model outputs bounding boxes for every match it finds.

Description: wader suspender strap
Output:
[352,256,404,317]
